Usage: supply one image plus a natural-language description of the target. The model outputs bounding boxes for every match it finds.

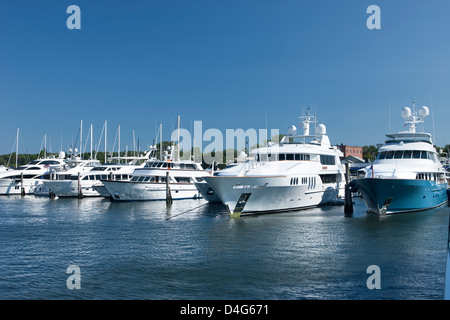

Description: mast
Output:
[80,120,83,160]
[16,128,19,168]
[118,125,121,163]
[160,123,163,160]
[177,115,180,161]
[132,129,135,157]
[90,123,93,160]
[104,120,107,163]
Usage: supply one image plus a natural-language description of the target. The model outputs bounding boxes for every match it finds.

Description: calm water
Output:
[0,194,448,300]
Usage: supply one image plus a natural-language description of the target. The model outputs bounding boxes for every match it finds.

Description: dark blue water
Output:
[0,195,448,300]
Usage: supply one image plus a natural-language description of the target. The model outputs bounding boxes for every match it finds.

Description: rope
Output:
[165,202,208,220]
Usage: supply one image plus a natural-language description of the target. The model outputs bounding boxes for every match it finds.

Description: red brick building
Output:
[338,144,363,159]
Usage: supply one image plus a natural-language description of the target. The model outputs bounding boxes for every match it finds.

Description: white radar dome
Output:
[418,106,429,117]
[316,124,327,135]
[401,107,412,118]
[59,151,66,159]
[288,125,297,136]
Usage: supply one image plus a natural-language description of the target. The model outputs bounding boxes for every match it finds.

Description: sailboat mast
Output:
[105,120,107,163]
[16,128,19,168]
[177,115,180,161]
[118,125,121,163]
[160,123,163,160]
[90,123,93,160]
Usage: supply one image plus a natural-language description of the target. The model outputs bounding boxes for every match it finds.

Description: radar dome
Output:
[58,151,66,159]
[401,107,412,118]
[316,124,327,135]
[419,106,429,117]
[288,125,297,136]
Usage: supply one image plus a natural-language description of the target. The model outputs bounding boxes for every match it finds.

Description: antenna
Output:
[401,99,428,133]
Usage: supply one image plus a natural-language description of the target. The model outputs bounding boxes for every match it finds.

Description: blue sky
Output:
[1,1,449,155]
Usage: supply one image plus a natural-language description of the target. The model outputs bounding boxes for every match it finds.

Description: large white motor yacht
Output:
[102,147,209,201]
[203,113,345,216]
[0,157,67,195]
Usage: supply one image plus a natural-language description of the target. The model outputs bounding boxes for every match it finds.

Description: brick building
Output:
[338,144,363,159]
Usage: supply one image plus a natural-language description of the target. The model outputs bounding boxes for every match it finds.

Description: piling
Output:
[78,172,83,199]
[166,171,172,205]
[344,163,353,215]
[447,189,450,207]
[20,172,25,196]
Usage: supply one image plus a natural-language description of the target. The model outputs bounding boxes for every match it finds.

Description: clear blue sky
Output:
[1,0,449,155]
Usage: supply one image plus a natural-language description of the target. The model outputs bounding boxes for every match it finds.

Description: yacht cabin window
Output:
[320,155,335,165]
[378,150,438,162]
[256,153,310,162]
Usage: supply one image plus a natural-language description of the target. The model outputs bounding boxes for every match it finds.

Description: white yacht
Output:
[0,157,67,195]
[203,114,346,216]
[351,104,448,214]
[42,148,155,198]
[33,150,101,196]
[102,148,209,201]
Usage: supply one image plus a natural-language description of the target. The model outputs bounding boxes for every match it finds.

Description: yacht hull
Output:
[352,178,448,214]
[43,180,100,197]
[0,179,43,195]
[194,181,221,203]
[102,180,202,201]
[203,176,340,216]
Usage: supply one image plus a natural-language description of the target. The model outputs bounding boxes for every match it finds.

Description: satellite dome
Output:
[59,151,66,159]
[401,107,412,118]
[288,125,297,136]
[418,106,429,117]
[316,124,327,135]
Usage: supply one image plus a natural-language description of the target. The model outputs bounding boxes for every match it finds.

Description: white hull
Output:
[194,181,221,203]
[0,178,43,195]
[204,175,341,215]
[43,180,101,197]
[33,183,52,196]
[102,180,202,201]
[92,184,111,198]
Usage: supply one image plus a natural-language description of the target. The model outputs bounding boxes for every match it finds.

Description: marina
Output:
[2,1,450,303]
